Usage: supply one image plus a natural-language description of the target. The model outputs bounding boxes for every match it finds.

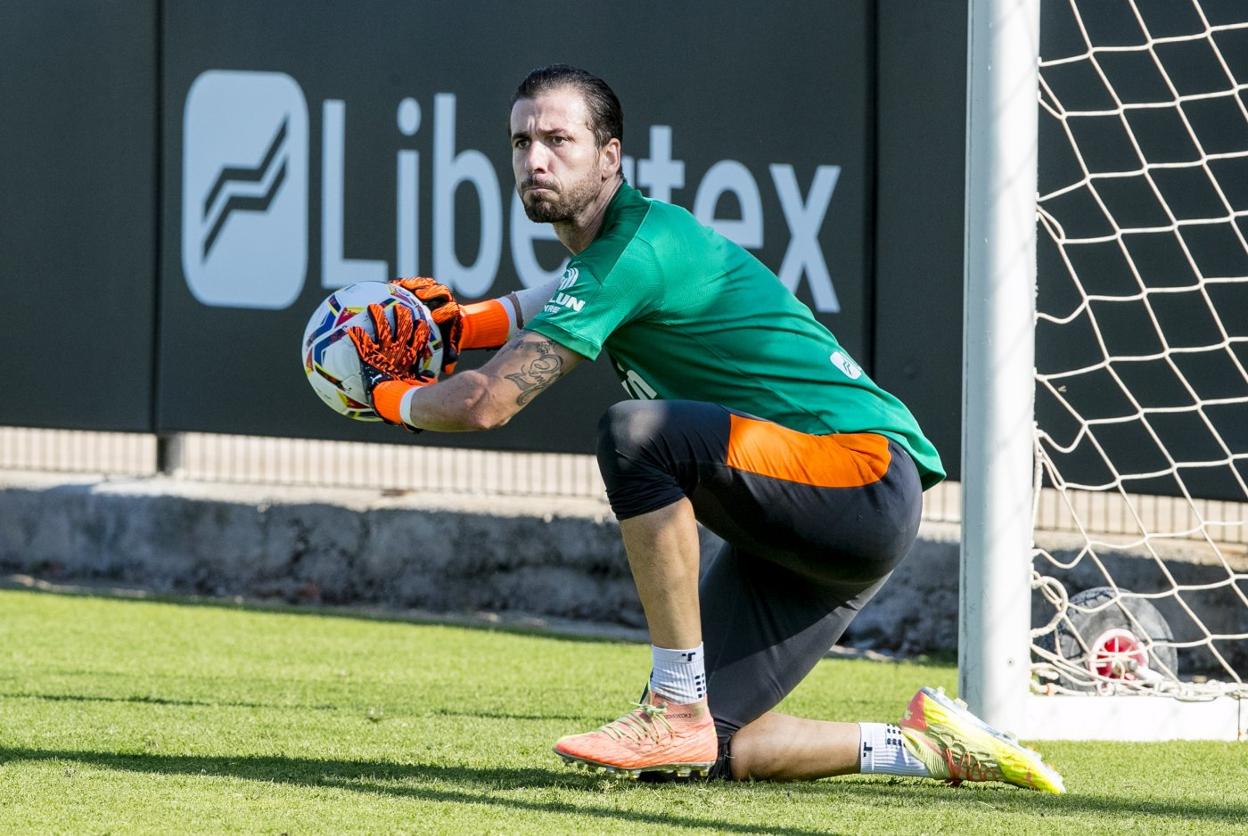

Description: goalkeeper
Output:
[347,65,1064,793]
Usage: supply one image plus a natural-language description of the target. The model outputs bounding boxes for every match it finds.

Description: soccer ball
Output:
[301,281,443,421]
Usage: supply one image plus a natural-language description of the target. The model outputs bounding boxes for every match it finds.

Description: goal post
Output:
[961,0,1248,741]
[959,0,1040,737]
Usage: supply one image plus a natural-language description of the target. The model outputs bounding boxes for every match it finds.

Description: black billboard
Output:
[0,1,158,432]
[157,0,875,453]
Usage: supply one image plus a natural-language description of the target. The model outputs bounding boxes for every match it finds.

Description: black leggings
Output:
[596,400,923,779]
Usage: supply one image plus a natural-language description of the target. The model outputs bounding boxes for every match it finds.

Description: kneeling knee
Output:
[597,400,667,464]
[596,401,694,519]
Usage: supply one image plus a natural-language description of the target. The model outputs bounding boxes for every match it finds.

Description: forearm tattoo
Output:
[504,339,565,405]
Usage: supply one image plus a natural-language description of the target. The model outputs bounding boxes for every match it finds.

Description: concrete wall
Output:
[5,472,1241,676]
[0,471,954,647]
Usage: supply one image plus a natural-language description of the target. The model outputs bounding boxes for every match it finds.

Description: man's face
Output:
[510,88,616,223]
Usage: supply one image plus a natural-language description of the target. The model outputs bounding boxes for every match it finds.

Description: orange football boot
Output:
[553,693,718,779]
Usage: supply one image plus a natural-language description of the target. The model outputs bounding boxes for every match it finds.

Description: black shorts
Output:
[596,400,923,777]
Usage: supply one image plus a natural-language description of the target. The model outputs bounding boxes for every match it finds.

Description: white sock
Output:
[648,644,707,704]
[858,723,930,777]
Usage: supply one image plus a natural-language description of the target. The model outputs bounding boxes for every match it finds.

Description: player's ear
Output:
[600,137,621,180]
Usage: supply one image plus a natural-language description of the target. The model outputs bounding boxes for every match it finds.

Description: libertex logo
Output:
[182,70,309,308]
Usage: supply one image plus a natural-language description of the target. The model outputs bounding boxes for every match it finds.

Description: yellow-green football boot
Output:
[900,687,1066,794]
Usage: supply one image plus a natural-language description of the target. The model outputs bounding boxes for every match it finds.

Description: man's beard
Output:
[520,171,600,223]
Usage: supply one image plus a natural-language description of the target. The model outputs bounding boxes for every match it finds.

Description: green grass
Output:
[0,589,1245,834]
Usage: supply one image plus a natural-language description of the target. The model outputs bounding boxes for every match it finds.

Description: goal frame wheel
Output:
[1048,586,1178,693]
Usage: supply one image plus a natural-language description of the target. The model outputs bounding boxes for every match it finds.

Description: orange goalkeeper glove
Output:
[391,277,519,375]
[346,302,434,429]
[390,277,464,375]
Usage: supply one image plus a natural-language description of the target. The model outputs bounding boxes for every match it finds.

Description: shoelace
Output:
[599,702,674,744]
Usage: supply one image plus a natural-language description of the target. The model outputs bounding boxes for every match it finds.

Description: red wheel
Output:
[1087,627,1148,680]
[1041,586,1177,691]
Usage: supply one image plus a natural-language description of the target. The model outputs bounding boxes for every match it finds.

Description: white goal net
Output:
[1028,0,1248,714]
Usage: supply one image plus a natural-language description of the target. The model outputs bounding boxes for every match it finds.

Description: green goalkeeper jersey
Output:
[526,181,945,489]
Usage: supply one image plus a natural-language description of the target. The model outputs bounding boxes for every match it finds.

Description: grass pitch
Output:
[1,589,1245,834]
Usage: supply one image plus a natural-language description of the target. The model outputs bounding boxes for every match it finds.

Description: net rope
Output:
[1031,0,1248,698]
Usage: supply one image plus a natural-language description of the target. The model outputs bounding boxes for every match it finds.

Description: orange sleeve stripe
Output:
[460,299,511,349]
[725,415,892,488]
[373,380,416,425]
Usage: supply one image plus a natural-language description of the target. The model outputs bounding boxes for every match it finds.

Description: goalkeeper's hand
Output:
[346,302,435,430]
[390,277,463,375]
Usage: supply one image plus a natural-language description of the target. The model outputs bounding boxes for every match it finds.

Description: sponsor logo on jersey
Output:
[182,70,309,309]
[830,350,862,379]
[559,266,579,290]
[614,359,658,399]
[551,291,585,312]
